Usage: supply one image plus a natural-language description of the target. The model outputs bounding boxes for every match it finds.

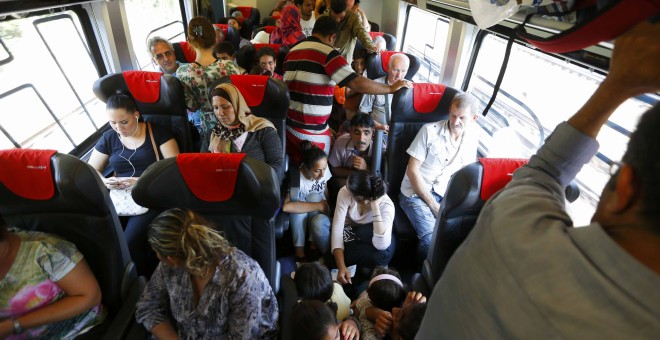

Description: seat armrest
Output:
[288,166,301,202]
[102,276,147,340]
[410,272,431,297]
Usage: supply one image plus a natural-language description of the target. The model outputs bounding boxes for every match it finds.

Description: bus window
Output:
[467,33,656,225]
[401,6,449,83]
[0,11,104,152]
[123,0,185,71]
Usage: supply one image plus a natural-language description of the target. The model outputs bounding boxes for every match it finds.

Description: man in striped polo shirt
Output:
[284,16,412,165]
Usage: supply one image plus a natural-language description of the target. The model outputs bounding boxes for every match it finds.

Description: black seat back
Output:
[387,84,460,242]
[132,154,281,290]
[365,51,420,80]
[92,71,193,153]
[210,74,289,163]
[235,43,289,76]
[416,159,528,294]
[0,149,137,317]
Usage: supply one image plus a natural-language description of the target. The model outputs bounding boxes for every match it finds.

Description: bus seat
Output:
[211,74,289,168]
[213,24,241,51]
[277,274,299,340]
[252,25,277,39]
[410,158,582,295]
[411,158,527,295]
[92,70,194,153]
[172,41,196,63]
[0,149,146,339]
[365,51,420,81]
[386,84,460,249]
[355,32,397,52]
[230,6,260,31]
[132,154,281,292]
[236,43,289,76]
[209,74,290,237]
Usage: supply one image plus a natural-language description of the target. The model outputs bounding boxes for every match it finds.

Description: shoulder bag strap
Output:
[147,122,160,161]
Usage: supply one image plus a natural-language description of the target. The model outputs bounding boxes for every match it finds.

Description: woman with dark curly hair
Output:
[326,171,395,285]
[135,208,278,339]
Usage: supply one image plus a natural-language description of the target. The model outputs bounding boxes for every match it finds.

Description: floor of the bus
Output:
[276,229,421,300]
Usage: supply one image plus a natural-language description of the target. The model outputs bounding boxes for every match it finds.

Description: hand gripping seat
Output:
[132,153,282,292]
[0,149,146,340]
[235,43,289,76]
[365,51,420,81]
[92,70,193,153]
[355,32,397,51]
[386,83,460,258]
[411,158,582,295]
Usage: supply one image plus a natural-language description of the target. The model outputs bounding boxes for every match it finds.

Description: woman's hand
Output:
[337,266,352,285]
[104,177,137,189]
[318,200,330,214]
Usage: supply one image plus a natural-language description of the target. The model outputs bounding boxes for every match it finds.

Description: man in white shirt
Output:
[296,0,317,37]
[359,53,410,131]
[399,93,480,260]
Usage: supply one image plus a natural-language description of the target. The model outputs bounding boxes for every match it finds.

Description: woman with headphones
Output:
[88,93,179,276]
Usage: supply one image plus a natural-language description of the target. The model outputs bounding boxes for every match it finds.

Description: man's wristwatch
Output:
[12,318,22,334]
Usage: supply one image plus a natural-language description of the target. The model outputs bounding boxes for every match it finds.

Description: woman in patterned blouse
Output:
[135,208,279,339]
[176,16,241,135]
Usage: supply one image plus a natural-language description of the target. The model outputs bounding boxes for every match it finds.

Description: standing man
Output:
[284,16,411,165]
[359,53,410,131]
[296,0,317,37]
[417,21,660,339]
[322,0,377,64]
[147,37,179,75]
[399,93,480,260]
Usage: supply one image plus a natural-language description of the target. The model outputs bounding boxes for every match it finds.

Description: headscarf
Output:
[269,4,306,48]
[208,83,275,153]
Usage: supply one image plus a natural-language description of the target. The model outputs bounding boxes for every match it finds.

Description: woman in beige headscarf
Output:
[202,83,284,180]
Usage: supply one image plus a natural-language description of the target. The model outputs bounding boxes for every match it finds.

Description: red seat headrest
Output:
[264,26,277,34]
[413,83,447,114]
[176,153,246,202]
[479,158,528,201]
[369,32,384,39]
[237,6,252,18]
[178,41,197,63]
[213,24,229,38]
[253,43,282,56]
[230,75,269,106]
[0,149,57,200]
[380,51,404,73]
[122,71,162,103]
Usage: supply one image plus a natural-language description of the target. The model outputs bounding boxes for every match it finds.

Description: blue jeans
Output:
[290,192,330,250]
[399,191,442,260]
[120,209,161,277]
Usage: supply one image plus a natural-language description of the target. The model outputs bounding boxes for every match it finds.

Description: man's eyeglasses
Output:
[154,50,173,61]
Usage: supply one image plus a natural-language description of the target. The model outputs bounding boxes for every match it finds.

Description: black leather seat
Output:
[386,84,461,259]
[213,24,241,51]
[411,158,581,296]
[210,74,289,167]
[132,154,281,292]
[365,51,420,81]
[235,43,289,76]
[355,32,397,51]
[92,70,194,153]
[230,6,260,38]
[0,149,146,339]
